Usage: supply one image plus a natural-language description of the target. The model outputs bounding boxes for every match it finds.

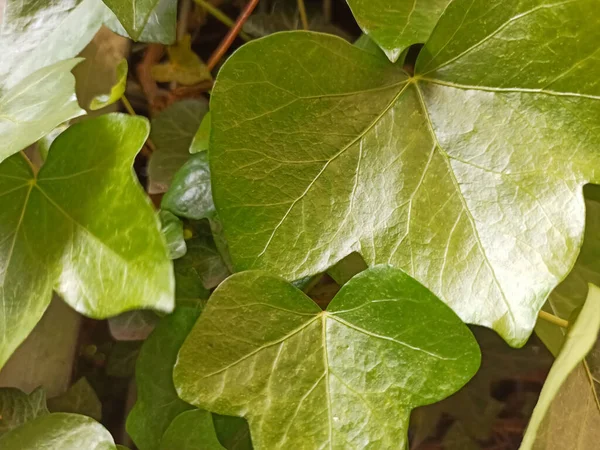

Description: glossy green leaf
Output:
[162,153,215,220]
[521,285,600,449]
[0,113,174,369]
[0,0,106,90]
[346,0,451,61]
[160,210,187,259]
[127,307,204,450]
[148,99,208,193]
[102,0,175,43]
[190,112,211,154]
[0,388,49,436]
[211,1,600,345]
[0,412,116,450]
[174,266,480,449]
[47,378,101,421]
[212,415,253,450]
[160,410,225,450]
[0,59,85,164]
[90,59,128,111]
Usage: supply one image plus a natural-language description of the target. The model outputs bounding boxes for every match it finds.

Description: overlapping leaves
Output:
[210,0,600,346]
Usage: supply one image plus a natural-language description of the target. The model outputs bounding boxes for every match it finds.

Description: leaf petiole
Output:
[538,310,569,329]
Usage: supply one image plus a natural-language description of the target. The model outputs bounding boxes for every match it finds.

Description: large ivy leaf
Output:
[210,1,600,345]
[174,266,480,449]
[102,0,177,44]
[345,0,451,62]
[148,99,208,193]
[0,388,49,436]
[0,59,85,163]
[521,285,600,449]
[0,412,116,450]
[160,410,225,450]
[0,114,174,369]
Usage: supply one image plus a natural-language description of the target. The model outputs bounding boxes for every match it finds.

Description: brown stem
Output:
[206,0,260,71]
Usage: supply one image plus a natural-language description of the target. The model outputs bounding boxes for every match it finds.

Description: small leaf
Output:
[521,285,600,449]
[47,378,102,422]
[162,153,215,220]
[0,114,174,369]
[190,112,211,154]
[0,412,116,450]
[102,0,175,43]
[160,210,187,259]
[0,388,48,436]
[90,59,128,111]
[346,0,451,61]
[174,266,480,449]
[160,410,225,450]
[0,59,85,163]
[108,311,159,341]
[148,99,208,194]
[151,35,212,86]
[127,307,204,450]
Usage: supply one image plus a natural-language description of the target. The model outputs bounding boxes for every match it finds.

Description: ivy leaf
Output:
[346,0,451,62]
[148,99,208,193]
[151,35,212,86]
[212,415,253,450]
[104,0,176,44]
[0,412,116,450]
[47,378,102,421]
[127,307,204,450]
[174,266,480,449]
[90,58,128,111]
[160,410,225,450]
[210,1,600,345]
[0,0,106,90]
[190,112,211,154]
[521,285,600,449]
[102,0,175,43]
[109,311,159,341]
[160,210,187,259]
[162,153,215,220]
[0,388,49,436]
[0,113,174,369]
[0,59,85,164]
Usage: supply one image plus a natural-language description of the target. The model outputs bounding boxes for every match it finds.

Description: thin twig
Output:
[121,95,137,116]
[297,0,309,30]
[207,0,260,71]
[195,0,252,41]
[538,310,569,328]
[136,43,168,114]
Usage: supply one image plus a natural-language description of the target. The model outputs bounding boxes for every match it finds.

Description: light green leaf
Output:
[127,307,204,450]
[148,99,208,194]
[162,153,215,220]
[0,0,106,91]
[47,378,102,421]
[151,35,212,86]
[0,412,116,450]
[346,0,451,62]
[0,113,174,369]
[174,266,480,449]
[102,0,175,43]
[90,59,128,111]
[190,112,211,154]
[160,410,225,450]
[160,210,187,259]
[0,59,85,164]
[212,415,252,450]
[211,2,600,345]
[521,285,600,449]
[0,388,49,436]
[108,310,159,341]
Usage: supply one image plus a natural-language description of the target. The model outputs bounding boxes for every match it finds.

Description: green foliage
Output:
[102,0,176,43]
[174,266,480,449]
[0,388,48,436]
[47,378,102,421]
[160,210,187,259]
[160,410,225,450]
[90,59,128,111]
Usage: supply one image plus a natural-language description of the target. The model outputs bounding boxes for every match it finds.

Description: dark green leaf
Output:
[174,266,480,449]
[522,285,600,449]
[0,114,174,369]
[148,99,208,193]
[102,0,175,43]
[160,210,187,259]
[346,0,451,61]
[213,415,253,450]
[47,378,102,421]
[0,412,116,450]
[210,4,600,344]
[0,59,85,163]
[160,410,225,450]
[190,112,211,154]
[127,307,203,450]
[162,153,215,220]
[327,252,367,286]
[0,388,48,436]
